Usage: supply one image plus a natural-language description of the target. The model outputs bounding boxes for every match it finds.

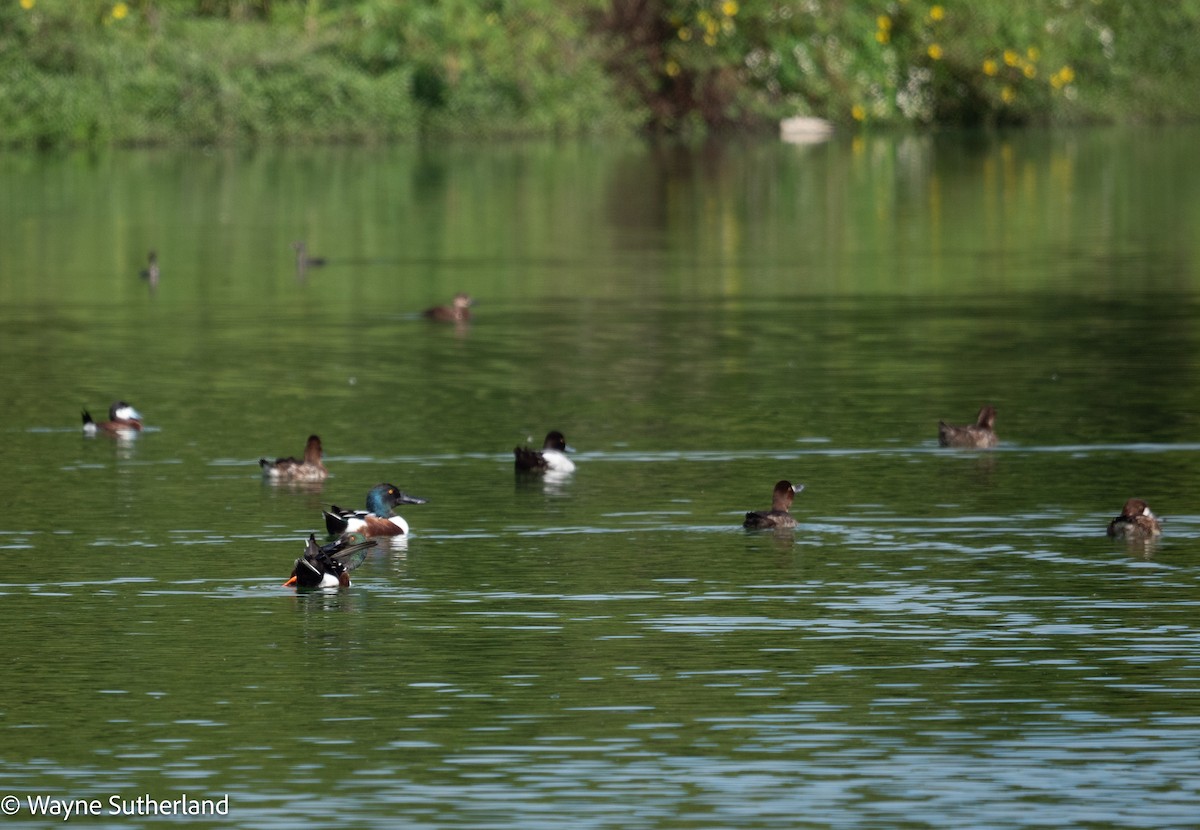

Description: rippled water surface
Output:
[2,129,1200,828]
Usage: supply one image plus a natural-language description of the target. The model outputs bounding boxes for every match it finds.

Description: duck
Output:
[260,434,327,482]
[82,401,144,436]
[139,250,159,287]
[514,430,575,474]
[1106,498,1162,540]
[423,292,473,323]
[938,405,998,448]
[284,532,377,589]
[323,482,429,537]
[292,241,327,273]
[743,480,805,530]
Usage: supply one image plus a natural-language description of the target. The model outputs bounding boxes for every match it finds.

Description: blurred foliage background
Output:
[2,0,1199,145]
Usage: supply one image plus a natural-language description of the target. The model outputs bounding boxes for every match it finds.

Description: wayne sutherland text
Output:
[25,793,230,818]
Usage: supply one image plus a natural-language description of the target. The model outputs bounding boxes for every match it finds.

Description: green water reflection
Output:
[1,128,1199,828]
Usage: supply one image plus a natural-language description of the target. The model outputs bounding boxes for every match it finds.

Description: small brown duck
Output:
[260,435,327,482]
[938,405,998,448]
[1106,498,1162,540]
[423,292,473,323]
[743,480,804,530]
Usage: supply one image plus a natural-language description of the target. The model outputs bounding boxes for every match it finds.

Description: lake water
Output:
[2,128,1200,828]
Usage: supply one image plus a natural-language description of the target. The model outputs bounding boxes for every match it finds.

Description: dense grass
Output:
[2,0,1199,146]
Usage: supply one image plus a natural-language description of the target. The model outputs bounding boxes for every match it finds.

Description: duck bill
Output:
[283,576,297,587]
[397,492,429,505]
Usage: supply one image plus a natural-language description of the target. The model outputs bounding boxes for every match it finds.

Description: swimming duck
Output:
[284,532,377,588]
[423,292,473,323]
[139,250,159,287]
[82,401,144,436]
[323,483,429,537]
[292,241,327,273]
[514,430,575,474]
[1107,498,1162,540]
[938,405,998,448]
[260,434,327,482]
[743,480,804,530]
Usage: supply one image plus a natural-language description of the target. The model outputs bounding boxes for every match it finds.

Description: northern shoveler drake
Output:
[139,250,159,287]
[423,292,473,323]
[323,483,429,537]
[1107,498,1162,540]
[284,532,377,589]
[82,401,144,436]
[514,430,575,474]
[260,434,327,482]
[938,405,998,448]
[292,241,327,273]
[743,480,805,530]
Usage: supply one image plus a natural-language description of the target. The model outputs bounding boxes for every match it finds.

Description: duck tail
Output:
[323,510,349,536]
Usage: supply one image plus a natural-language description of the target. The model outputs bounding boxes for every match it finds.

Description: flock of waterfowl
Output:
[111,245,1162,582]
[81,391,1161,591]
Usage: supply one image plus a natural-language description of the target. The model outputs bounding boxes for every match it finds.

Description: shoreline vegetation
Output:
[3,0,1199,147]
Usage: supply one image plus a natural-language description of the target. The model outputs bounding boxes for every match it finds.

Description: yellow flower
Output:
[1001,86,1016,104]
[678,26,692,41]
[721,0,739,17]
[1050,66,1075,90]
[1026,46,1040,62]
[929,5,945,21]
[703,32,717,46]
[982,59,998,76]
[876,29,890,44]
[20,0,35,9]
[1023,63,1036,79]
[666,60,680,77]
[1003,49,1020,67]
[852,104,866,121]
[877,15,892,31]
[111,1,128,19]
[927,43,943,60]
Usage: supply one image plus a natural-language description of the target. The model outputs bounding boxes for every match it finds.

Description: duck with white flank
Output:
[323,483,429,537]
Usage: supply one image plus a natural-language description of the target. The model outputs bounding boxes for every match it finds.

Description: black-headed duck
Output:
[514,430,575,474]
